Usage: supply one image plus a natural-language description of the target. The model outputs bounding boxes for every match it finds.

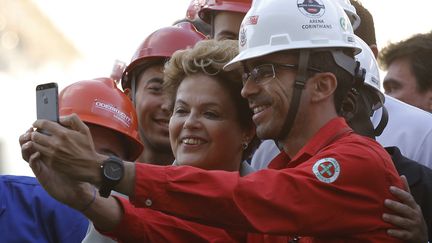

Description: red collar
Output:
[269,117,352,169]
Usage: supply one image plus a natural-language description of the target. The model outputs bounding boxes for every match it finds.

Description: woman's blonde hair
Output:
[164,39,239,93]
[164,39,259,160]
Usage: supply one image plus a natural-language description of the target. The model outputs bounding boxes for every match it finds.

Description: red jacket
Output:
[101,197,243,242]
[106,117,403,242]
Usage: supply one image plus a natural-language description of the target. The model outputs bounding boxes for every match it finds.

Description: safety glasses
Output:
[242,63,322,85]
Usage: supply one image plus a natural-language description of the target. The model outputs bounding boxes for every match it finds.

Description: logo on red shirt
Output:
[312,158,340,183]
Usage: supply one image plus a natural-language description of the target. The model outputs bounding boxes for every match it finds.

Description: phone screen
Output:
[36,82,59,122]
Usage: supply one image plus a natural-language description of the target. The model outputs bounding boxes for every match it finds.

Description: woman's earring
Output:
[242,142,249,150]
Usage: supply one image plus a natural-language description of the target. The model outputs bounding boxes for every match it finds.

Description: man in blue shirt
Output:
[0,175,88,243]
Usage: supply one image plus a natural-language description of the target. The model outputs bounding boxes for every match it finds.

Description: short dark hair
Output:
[309,50,355,113]
[131,59,166,92]
[379,32,432,92]
[350,0,376,46]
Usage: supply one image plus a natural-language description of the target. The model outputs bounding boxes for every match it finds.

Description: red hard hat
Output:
[59,78,144,161]
[121,22,207,90]
[198,0,251,24]
[186,0,207,20]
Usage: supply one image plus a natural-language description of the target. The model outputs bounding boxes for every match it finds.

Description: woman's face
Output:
[169,73,248,171]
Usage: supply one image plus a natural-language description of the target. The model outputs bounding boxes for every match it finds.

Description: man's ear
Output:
[339,90,358,122]
[309,72,337,103]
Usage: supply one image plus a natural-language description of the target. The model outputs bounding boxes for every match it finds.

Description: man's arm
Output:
[25,116,241,241]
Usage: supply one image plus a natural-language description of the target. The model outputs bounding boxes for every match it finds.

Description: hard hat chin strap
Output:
[277,50,310,141]
[131,76,137,106]
[210,13,215,38]
[374,105,388,137]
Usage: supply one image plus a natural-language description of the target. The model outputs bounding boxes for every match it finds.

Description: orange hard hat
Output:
[121,22,207,90]
[198,0,251,24]
[59,78,143,161]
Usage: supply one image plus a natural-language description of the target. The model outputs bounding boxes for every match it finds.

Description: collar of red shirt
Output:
[269,117,352,169]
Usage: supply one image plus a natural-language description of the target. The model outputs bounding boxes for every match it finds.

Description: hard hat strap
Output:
[131,76,137,106]
[373,105,388,137]
[277,50,310,141]
[210,13,215,38]
[331,50,357,79]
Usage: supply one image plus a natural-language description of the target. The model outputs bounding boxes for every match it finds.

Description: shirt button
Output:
[145,199,152,207]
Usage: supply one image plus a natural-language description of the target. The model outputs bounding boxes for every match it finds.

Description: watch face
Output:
[103,161,123,180]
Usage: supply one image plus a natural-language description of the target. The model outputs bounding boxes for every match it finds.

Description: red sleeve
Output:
[130,142,403,238]
[99,196,245,243]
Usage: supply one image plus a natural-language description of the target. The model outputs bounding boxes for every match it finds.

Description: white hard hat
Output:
[335,0,361,30]
[224,0,361,71]
[354,35,384,109]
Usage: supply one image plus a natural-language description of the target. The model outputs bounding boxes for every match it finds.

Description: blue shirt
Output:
[0,175,88,243]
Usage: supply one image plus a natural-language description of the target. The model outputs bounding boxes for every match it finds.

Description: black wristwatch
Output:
[99,155,124,198]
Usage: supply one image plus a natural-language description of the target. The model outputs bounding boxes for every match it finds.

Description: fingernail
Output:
[23,141,31,149]
[389,186,397,192]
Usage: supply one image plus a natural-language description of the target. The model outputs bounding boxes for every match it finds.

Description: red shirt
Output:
[116,117,403,242]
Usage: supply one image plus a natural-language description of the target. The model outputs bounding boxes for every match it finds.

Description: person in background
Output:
[352,1,432,240]
[121,22,206,166]
[55,78,144,162]
[350,3,432,240]
[198,0,250,40]
[0,175,88,243]
[378,31,432,113]
[341,36,431,243]
[172,0,211,36]
[351,0,432,168]
[16,77,144,243]
[58,78,144,243]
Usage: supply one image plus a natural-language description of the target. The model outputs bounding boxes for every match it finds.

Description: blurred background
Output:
[1,0,431,175]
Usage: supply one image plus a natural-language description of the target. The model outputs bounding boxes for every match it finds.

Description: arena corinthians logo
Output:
[297,0,326,18]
